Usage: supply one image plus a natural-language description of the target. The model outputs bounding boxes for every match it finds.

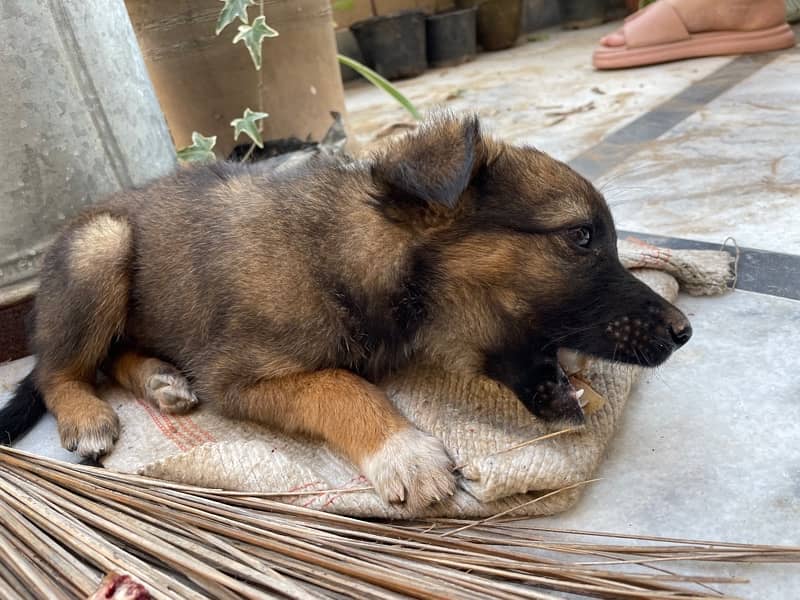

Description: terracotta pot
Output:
[125,0,350,157]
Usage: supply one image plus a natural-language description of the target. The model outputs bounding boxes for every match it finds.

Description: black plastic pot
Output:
[456,0,522,51]
[425,7,477,68]
[560,0,607,29]
[351,11,427,81]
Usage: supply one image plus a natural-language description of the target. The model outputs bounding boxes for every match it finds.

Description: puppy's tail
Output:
[0,371,46,445]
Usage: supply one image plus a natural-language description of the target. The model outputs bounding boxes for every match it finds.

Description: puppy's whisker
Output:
[637,347,647,367]
[543,320,613,349]
[596,162,655,192]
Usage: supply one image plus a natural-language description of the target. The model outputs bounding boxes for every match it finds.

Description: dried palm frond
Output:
[0,446,796,600]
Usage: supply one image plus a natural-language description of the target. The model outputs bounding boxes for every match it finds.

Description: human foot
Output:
[601,0,788,47]
[593,0,795,69]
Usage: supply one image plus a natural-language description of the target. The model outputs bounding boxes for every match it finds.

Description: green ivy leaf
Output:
[216,0,255,35]
[230,108,269,148]
[233,15,279,70]
[332,0,354,9]
[176,132,217,163]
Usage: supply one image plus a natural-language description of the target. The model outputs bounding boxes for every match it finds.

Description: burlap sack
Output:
[101,240,734,518]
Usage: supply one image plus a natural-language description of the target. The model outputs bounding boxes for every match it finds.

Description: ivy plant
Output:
[177,0,420,163]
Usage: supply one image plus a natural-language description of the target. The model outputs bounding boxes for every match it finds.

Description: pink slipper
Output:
[593,0,796,70]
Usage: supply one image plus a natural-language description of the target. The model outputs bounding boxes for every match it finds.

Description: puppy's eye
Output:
[568,226,592,248]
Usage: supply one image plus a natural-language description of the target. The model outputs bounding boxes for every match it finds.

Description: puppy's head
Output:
[371,112,691,370]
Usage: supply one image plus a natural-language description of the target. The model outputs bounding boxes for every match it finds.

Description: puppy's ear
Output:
[371,113,484,210]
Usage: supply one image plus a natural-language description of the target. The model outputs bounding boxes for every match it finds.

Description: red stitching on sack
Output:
[178,414,216,444]
[135,397,189,452]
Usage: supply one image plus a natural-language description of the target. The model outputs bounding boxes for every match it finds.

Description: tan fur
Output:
[223,369,409,461]
[68,215,131,280]
[108,351,162,398]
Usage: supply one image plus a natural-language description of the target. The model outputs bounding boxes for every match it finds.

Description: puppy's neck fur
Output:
[326,192,440,381]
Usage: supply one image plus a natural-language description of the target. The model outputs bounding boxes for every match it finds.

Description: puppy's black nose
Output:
[668,322,692,347]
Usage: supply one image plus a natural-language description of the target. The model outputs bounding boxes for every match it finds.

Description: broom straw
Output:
[0,445,797,599]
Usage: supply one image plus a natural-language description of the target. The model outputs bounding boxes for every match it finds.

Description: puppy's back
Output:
[119,158,367,377]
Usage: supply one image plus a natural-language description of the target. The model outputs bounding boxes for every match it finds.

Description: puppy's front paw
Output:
[58,402,120,459]
[361,428,456,512]
[530,378,586,428]
[523,362,586,428]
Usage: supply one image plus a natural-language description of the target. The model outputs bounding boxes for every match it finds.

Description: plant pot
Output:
[456,0,523,51]
[351,11,428,80]
[126,0,350,157]
[559,0,607,29]
[425,7,478,68]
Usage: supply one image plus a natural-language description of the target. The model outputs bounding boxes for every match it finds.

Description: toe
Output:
[601,30,626,46]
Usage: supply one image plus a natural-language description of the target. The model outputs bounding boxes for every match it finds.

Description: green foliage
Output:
[216,0,255,35]
[337,54,421,120]
[176,132,218,163]
[233,15,279,70]
[180,0,420,162]
[230,108,270,148]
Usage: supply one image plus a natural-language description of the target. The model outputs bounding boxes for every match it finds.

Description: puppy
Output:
[0,113,691,509]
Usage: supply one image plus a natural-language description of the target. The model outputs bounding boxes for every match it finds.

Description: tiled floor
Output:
[2,21,799,599]
[604,51,800,254]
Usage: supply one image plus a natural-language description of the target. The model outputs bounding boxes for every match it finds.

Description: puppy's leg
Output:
[107,350,198,414]
[223,369,455,510]
[33,213,133,458]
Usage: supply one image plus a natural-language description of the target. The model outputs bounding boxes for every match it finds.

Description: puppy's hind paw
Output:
[145,372,199,414]
[361,428,456,512]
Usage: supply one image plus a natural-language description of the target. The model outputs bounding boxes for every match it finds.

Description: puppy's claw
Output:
[544,401,586,432]
[145,372,199,414]
[361,428,456,512]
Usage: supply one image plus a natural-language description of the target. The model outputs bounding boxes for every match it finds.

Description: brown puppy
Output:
[0,113,691,510]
